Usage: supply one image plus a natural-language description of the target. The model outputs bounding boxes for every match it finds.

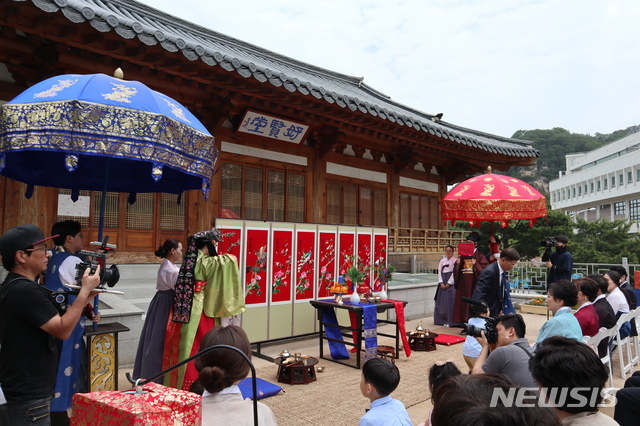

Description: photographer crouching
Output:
[542,235,573,286]
[470,311,537,388]
[0,225,101,426]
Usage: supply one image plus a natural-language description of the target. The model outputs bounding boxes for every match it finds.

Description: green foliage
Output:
[571,219,640,263]
[507,126,638,193]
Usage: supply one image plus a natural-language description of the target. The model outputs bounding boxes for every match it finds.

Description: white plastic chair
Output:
[630,308,640,366]
[612,311,635,378]
[587,326,616,388]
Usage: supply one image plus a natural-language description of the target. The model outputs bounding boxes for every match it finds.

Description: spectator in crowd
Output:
[615,371,640,426]
[604,270,630,317]
[587,274,617,357]
[417,360,462,426]
[433,245,457,327]
[462,300,489,372]
[195,325,277,426]
[609,266,637,338]
[530,336,618,425]
[536,280,582,344]
[359,358,412,426]
[430,374,561,426]
[573,278,600,338]
[610,266,637,310]
[472,313,537,387]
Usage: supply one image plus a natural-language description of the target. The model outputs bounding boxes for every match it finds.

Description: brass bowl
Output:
[316,366,325,373]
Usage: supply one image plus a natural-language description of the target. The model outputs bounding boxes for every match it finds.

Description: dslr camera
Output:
[74,236,120,288]
[461,297,498,344]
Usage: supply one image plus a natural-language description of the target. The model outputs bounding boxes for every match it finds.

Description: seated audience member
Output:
[609,266,637,310]
[472,313,537,387]
[462,301,489,372]
[428,359,461,400]
[604,270,630,317]
[430,374,560,426]
[536,280,582,344]
[195,325,277,426]
[605,270,632,339]
[359,358,412,426]
[530,336,618,425]
[574,278,600,337]
[418,360,462,426]
[588,274,617,328]
[610,266,637,338]
[587,274,617,357]
[615,371,640,426]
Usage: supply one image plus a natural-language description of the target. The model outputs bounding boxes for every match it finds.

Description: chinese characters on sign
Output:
[238,110,309,144]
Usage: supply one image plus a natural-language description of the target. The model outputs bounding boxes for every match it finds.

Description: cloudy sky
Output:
[136,0,640,139]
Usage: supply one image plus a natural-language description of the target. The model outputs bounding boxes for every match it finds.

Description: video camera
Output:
[540,237,556,249]
[74,236,120,288]
[461,297,498,344]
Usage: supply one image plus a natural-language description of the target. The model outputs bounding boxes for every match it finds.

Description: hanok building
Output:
[1,0,541,345]
[0,0,538,255]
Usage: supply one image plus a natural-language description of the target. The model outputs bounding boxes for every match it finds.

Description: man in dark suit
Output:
[472,248,520,317]
[588,274,617,357]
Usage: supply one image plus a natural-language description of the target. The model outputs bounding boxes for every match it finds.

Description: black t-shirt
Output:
[0,273,60,401]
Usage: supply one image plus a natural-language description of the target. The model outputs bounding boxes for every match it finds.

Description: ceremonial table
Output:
[309,299,407,369]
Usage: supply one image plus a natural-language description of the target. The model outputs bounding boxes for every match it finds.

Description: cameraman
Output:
[0,225,101,426]
[543,235,573,284]
[45,220,100,425]
[471,313,536,388]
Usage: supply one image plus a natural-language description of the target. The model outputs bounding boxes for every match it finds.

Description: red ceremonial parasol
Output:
[441,166,546,228]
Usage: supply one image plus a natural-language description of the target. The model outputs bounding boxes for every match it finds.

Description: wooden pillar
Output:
[389,172,399,228]
[1,178,57,235]
[311,154,326,224]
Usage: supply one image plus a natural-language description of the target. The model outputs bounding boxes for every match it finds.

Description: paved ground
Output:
[116,311,632,425]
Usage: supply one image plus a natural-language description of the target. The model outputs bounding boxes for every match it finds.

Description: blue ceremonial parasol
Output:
[0,69,219,321]
[0,71,217,214]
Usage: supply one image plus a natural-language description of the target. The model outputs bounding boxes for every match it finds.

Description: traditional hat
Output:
[466,231,481,243]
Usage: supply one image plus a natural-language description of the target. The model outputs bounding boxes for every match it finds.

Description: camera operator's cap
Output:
[466,231,480,243]
[0,224,58,255]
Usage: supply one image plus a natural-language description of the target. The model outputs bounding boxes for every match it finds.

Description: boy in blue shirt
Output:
[359,358,412,426]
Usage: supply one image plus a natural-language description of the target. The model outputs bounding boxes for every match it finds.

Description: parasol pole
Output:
[93,157,110,329]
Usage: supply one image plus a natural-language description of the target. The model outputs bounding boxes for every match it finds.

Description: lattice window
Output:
[221,163,242,219]
[244,166,263,220]
[359,187,372,226]
[343,184,357,225]
[327,182,341,224]
[160,193,185,231]
[267,170,285,222]
[93,192,120,228]
[287,173,305,223]
[126,193,154,230]
[373,189,387,227]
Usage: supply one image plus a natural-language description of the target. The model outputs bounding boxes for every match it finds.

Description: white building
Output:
[549,130,640,233]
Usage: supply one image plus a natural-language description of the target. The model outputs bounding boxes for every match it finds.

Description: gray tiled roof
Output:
[27,0,538,158]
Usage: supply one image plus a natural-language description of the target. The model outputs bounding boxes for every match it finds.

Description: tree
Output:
[571,219,640,264]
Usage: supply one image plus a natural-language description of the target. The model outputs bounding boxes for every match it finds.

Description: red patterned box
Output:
[71,382,201,425]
